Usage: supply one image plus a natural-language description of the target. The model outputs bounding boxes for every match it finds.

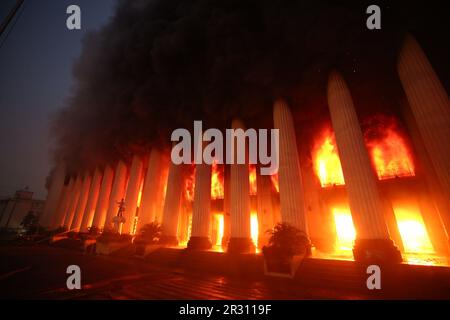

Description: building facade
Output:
[0,189,45,230]
[40,35,450,264]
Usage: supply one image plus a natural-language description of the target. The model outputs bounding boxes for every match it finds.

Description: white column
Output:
[398,34,450,235]
[222,165,231,248]
[188,162,212,250]
[80,168,102,232]
[122,155,144,234]
[161,149,184,245]
[327,71,402,262]
[50,181,70,229]
[161,155,184,245]
[41,164,66,228]
[136,149,163,232]
[63,176,82,228]
[91,165,114,229]
[256,171,274,248]
[70,173,92,232]
[273,100,308,233]
[228,119,254,253]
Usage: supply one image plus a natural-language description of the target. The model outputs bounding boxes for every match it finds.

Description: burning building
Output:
[39,32,450,266]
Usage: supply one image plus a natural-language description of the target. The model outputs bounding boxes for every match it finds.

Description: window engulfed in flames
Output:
[213,213,224,247]
[332,207,355,252]
[364,116,415,180]
[211,162,224,199]
[184,166,195,202]
[312,129,345,187]
[393,202,434,254]
[313,117,416,186]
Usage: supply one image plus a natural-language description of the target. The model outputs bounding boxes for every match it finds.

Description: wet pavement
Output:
[0,246,368,300]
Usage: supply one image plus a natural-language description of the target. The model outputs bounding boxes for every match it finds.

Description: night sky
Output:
[0,0,448,200]
[0,0,115,198]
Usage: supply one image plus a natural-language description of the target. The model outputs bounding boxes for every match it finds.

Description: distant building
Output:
[0,189,45,230]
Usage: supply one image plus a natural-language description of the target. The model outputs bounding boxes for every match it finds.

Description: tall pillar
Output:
[398,34,450,236]
[327,71,402,262]
[256,170,274,248]
[160,155,184,245]
[178,202,192,245]
[228,119,254,254]
[91,165,114,229]
[222,164,231,249]
[417,188,450,254]
[41,164,66,228]
[188,162,212,250]
[104,160,128,230]
[402,100,450,252]
[122,155,144,235]
[80,168,102,232]
[273,100,309,234]
[63,176,82,228]
[136,149,163,233]
[50,180,70,229]
[70,173,92,232]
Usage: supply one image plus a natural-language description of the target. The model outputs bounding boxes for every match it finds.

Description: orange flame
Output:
[393,202,434,254]
[331,204,436,262]
[184,166,195,202]
[313,118,415,186]
[332,207,356,252]
[364,116,415,180]
[213,213,224,248]
[251,211,259,252]
[270,173,279,192]
[313,118,435,262]
[313,129,345,187]
[160,168,169,210]
[249,165,257,195]
[211,162,224,199]
[136,180,144,207]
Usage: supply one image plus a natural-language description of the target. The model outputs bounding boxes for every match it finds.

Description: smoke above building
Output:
[50,0,449,176]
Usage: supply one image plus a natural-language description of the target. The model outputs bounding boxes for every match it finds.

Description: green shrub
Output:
[134,222,161,244]
[262,223,310,260]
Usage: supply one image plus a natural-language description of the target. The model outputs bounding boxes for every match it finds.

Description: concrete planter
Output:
[263,253,305,278]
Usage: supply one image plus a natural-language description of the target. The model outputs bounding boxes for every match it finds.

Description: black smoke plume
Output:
[51,0,449,176]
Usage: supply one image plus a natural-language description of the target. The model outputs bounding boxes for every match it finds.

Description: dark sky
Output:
[0,0,115,199]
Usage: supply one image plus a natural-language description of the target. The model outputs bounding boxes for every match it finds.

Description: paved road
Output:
[0,246,368,300]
